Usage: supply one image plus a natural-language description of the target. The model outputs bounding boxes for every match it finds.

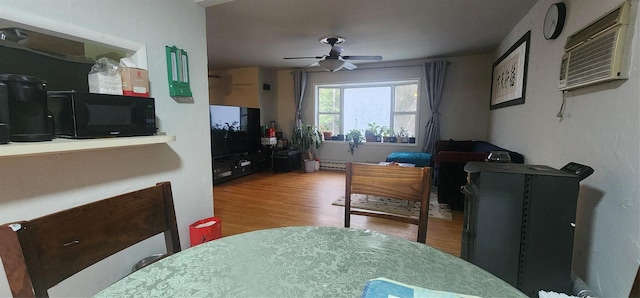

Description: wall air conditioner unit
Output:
[559,1,632,91]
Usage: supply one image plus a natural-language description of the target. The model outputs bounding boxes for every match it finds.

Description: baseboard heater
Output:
[319,160,347,171]
[320,160,387,171]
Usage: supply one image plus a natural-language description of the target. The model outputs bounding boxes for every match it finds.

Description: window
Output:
[317,81,418,141]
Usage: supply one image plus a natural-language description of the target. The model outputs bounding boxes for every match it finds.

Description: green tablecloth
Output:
[95,226,524,297]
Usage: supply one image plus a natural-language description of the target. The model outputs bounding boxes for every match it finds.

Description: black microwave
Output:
[47,91,157,139]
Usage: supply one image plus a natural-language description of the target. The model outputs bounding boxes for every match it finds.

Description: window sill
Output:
[322,140,418,147]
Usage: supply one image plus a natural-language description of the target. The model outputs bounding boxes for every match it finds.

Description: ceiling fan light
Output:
[318,59,345,72]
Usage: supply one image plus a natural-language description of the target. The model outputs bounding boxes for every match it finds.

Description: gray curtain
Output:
[422,61,449,154]
[292,70,307,129]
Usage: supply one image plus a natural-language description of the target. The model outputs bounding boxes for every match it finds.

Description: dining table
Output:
[95,226,525,297]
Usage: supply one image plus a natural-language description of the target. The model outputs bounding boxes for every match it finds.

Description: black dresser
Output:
[461,162,580,296]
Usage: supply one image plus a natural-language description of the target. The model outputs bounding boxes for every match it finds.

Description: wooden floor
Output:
[213,169,464,256]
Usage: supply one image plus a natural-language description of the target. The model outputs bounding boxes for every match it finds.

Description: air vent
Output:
[559,1,631,91]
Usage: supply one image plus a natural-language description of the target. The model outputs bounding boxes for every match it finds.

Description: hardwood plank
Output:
[213,170,463,256]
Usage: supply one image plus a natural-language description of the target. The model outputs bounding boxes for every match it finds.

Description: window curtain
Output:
[422,61,449,154]
[292,70,307,129]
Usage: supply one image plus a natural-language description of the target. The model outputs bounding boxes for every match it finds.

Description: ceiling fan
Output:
[284,35,382,72]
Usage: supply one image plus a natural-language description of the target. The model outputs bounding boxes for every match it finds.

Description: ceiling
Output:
[205,0,539,71]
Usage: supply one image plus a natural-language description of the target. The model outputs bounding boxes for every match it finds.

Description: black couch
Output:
[434,140,524,210]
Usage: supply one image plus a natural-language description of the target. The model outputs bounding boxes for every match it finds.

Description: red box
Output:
[189,217,221,247]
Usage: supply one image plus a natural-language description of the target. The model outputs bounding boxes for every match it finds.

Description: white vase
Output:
[304,160,316,173]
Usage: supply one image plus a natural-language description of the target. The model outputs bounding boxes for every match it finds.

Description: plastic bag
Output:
[90,57,120,75]
[88,57,122,95]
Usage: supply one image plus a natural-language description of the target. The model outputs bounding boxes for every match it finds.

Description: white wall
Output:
[215,67,261,107]
[275,55,493,163]
[490,0,640,296]
[259,68,278,127]
[0,1,213,296]
[276,69,297,137]
[209,67,278,127]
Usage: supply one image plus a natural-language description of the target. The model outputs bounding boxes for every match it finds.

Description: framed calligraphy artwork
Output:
[490,31,530,110]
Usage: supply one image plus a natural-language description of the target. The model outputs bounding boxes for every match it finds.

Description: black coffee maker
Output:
[0,83,9,144]
[0,74,53,142]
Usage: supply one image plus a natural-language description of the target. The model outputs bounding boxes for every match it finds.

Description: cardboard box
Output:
[88,72,122,95]
[120,67,149,97]
[22,31,85,57]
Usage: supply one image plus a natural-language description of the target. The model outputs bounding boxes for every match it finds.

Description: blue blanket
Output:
[386,152,433,167]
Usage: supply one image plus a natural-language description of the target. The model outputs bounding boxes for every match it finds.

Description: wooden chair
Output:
[344,162,432,243]
[631,266,639,298]
[0,181,181,297]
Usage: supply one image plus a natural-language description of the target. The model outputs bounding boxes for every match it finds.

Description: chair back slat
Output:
[349,163,428,201]
[345,162,432,243]
[0,182,180,297]
[0,226,34,297]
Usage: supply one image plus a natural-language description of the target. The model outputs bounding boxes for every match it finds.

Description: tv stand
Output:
[213,150,271,185]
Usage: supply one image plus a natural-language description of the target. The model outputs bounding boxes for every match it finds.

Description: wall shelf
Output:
[0,134,175,158]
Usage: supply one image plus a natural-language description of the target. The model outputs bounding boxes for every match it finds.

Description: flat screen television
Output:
[209,105,261,159]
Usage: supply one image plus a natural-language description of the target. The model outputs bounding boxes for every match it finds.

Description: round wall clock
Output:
[544,2,567,40]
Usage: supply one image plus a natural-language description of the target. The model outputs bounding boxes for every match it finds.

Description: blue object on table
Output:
[362,278,478,298]
[362,278,414,298]
[386,152,433,167]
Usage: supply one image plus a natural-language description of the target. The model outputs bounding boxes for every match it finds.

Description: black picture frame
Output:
[490,31,531,110]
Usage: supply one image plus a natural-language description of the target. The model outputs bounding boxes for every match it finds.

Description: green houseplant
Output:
[319,124,333,141]
[398,127,410,143]
[365,122,381,142]
[346,129,363,154]
[291,124,323,162]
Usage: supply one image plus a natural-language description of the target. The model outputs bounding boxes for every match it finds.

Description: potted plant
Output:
[376,126,386,142]
[346,129,363,154]
[365,122,380,142]
[322,131,333,141]
[320,121,340,141]
[382,128,394,143]
[398,127,410,143]
[319,124,333,141]
[291,124,323,172]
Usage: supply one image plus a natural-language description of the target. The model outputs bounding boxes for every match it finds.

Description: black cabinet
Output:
[272,149,301,172]
[213,150,271,185]
[251,150,272,172]
[461,162,580,296]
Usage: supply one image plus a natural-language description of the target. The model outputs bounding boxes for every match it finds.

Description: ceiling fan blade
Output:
[304,62,320,68]
[284,56,325,60]
[341,55,383,61]
[343,61,357,70]
[286,36,381,68]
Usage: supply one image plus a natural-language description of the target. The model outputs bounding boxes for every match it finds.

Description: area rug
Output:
[332,191,452,221]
